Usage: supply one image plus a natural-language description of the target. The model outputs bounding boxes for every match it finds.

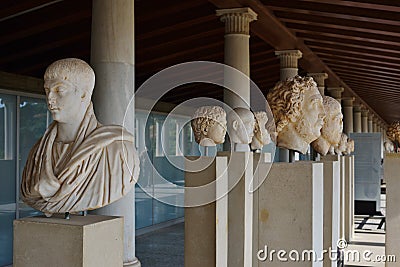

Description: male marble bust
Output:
[21,58,139,215]
[334,133,348,155]
[311,96,343,156]
[191,106,227,147]
[251,111,271,151]
[227,107,255,152]
[267,76,325,154]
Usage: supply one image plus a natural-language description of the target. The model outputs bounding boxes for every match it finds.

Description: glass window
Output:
[0,94,16,267]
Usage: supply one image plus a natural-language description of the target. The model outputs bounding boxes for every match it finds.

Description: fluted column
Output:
[308,73,328,96]
[361,108,369,133]
[217,8,257,109]
[327,87,344,104]
[90,1,139,266]
[275,50,302,81]
[342,97,355,134]
[373,118,378,133]
[353,104,362,133]
[274,50,302,162]
[368,114,373,132]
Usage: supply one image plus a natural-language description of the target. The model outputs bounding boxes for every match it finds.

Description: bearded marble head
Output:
[267,76,325,154]
[251,111,271,151]
[335,133,348,155]
[311,96,343,156]
[191,106,227,147]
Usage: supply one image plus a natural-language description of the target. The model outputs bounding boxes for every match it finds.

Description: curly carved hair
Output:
[191,106,226,144]
[44,58,95,94]
[267,75,317,133]
[387,121,400,143]
[253,111,268,134]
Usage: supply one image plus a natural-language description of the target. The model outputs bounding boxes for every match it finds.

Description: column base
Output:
[124,257,141,267]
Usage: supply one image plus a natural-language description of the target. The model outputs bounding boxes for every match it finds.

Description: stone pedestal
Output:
[384,153,400,267]
[256,162,324,267]
[343,155,355,242]
[320,156,341,267]
[13,215,123,267]
[184,156,227,267]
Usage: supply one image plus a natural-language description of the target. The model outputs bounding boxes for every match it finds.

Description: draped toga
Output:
[20,103,139,214]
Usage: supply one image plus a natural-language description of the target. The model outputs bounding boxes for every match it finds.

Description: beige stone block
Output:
[257,162,324,267]
[384,153,400,267]
[343,155,355,242]
[13,214,123,267]
[319,160,340,267]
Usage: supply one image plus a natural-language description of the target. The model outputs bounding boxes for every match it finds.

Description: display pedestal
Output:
[343,155,355,242]
[320,156,341,267]
[184,156,227,267]
[384,153,400,267]
[257,162,324,267]
[13,214,123,267]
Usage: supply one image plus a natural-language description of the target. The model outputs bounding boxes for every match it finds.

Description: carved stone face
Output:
[251,112,271,150]
[295,85,325,143]
[44,78,88,123]
[227,108,255,144]
[321,98,343,145]
[206,121,226,144]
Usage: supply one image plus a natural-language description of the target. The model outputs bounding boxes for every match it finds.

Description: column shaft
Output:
[361,109,368,133]
[217,8,257,109]
[353,105,362,133]
[90,1,139,266]
[342,97,355,135]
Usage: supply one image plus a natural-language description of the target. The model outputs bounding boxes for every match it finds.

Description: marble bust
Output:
[267,76,325,154]
[387,121,400,144]
[344,138,354,155]
[191,106,227,147]
[311,96,343,156]
[21,58,139,215]
[251,111,271,151]
[384,141,395,152]
[227,107,255,152]
[334,133,348,155]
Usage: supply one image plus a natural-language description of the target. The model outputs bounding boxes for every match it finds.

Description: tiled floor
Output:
[136,222,184,267]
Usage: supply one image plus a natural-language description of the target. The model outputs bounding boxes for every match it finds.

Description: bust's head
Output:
[387,121,400,143]
[311,96,343,155]
[267,76,325,153]
[345,138,354,155]
[335,133,348,155]
[44,58,95,123]
[251,111,271,150]
[227,108,255,145]
[191,106,226,147]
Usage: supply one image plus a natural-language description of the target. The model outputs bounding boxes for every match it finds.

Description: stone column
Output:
[217,8,257,109]
[90,1,139,266]
[361,108,368,133]
[275,50,302,162]
[308,73,328,96]
[342,97,355,135]
[368,114,373,132]
[327,87,344,104]
[373,118,377,133]
[353,104,362,133]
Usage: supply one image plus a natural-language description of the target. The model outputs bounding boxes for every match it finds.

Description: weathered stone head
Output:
[227,108,255,151]
[311,96,343,156]
[334,133,348,155]
[251,111,271,151]
[191,106,227,147]
[267,76,325,154]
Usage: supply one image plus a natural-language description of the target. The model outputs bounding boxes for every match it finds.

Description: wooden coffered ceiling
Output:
[0,0,399,123]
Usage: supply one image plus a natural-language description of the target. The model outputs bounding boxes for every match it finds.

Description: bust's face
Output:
[234,110,255,144]
[295,85,325,142]
[321,106,343,145]
[254,114,270,145]
[44,78,87,123]
[206,120,226,144]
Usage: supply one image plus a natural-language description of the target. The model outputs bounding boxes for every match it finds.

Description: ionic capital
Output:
[275,50,302,69]
[342,97,355,107]
[307,73,328,87]
[216,8,257,35]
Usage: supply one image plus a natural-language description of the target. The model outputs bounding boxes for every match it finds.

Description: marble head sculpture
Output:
[387,121,400,144]
[311,96,343,156]
[267,76,325,154]
[344,138,355,155]
[21,58,139,215]
[191,106,227,146]
[334,133,348,155]
[251,111,271,151]
[384,141,395,152]
[227,107,255,151]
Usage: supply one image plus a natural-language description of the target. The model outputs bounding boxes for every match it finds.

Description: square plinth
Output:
[13,214,123,267]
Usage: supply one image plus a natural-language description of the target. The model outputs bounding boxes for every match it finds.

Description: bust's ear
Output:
[232,120,238,131]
